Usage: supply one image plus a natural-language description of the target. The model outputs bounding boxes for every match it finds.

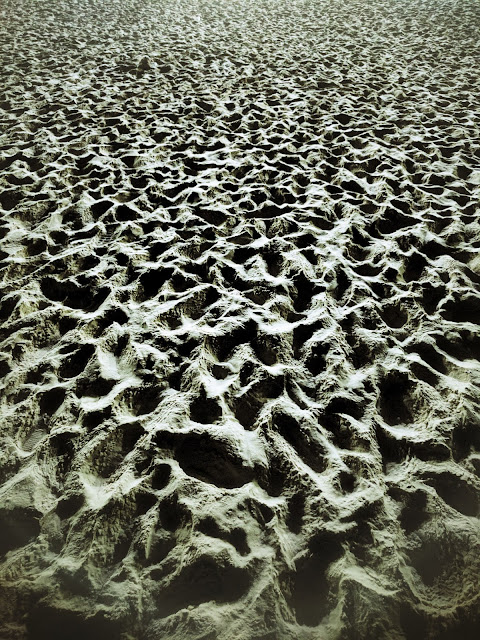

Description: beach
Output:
[0,1,479,638]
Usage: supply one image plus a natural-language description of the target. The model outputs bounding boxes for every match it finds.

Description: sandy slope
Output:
[0,0,479,638]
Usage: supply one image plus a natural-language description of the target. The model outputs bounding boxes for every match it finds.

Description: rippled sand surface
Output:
[1,1,480,638]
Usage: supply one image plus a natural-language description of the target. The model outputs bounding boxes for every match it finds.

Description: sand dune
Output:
[0,0,479,638]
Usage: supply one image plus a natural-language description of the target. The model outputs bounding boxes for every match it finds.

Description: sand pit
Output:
[0,0,479,638]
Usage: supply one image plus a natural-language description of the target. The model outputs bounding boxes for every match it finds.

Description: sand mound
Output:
[1,0,479,638]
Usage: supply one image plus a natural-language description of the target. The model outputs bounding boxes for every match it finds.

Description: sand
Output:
[0,0,479,638]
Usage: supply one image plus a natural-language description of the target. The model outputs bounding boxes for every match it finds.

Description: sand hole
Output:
[176,432,253,489]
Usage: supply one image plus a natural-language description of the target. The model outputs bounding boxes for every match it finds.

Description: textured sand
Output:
[0,0,480,638]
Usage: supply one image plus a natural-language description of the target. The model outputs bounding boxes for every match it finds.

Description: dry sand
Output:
[0,0,480,638]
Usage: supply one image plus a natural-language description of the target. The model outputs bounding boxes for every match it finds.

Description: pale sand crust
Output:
[0,0,479,638]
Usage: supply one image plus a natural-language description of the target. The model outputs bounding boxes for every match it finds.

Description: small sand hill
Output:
[0,0,479,639]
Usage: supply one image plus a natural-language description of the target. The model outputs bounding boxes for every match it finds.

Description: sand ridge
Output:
[0,0,480,638]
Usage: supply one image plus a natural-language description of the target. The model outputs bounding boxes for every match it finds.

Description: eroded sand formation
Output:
[0,0,479,638]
